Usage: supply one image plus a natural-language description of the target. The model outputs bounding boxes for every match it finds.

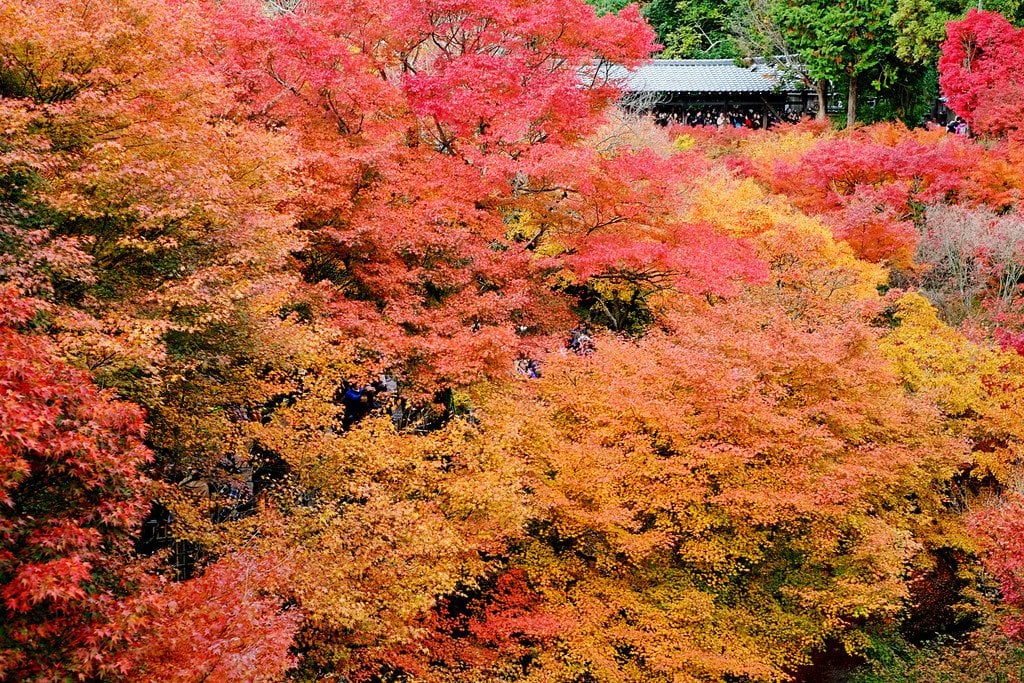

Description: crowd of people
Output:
[654,108,972,134]
[654,107,804,129]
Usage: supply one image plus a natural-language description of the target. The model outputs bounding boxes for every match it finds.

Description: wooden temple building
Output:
[606,59,814,126]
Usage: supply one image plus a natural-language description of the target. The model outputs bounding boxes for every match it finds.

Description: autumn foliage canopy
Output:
[2,0,1024,680]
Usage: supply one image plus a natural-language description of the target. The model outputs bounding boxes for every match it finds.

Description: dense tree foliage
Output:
[644,0,743,58]
[939,9,1024,139]
[0,287,150,678]
[772,0,898,126]
[4,0,1024,680]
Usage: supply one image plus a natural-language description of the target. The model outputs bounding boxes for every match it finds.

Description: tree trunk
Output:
[846,73,857,128]
[815,79,828,120]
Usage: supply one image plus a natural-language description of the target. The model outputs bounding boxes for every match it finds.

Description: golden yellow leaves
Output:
[687,176,887,315]
[880,292,1024,481]
[464,306,965,680]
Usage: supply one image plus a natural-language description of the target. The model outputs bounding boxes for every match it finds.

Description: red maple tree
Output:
[940,9,1024,139]
[0,286,150,679]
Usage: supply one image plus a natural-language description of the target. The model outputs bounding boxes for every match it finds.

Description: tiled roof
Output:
[608,59,791,94]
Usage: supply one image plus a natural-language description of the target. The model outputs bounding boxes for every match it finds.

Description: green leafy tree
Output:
[772,0,899,126]
[732,0,830,119]
[892,0,1024,64]
[892,0,965,63]
[588,0,632,17]
[645,0,744,58]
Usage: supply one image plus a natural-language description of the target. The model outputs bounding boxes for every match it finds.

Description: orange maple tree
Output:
[471,295,967,681]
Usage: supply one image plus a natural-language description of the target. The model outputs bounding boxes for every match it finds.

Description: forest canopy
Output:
[3,0,1024,681]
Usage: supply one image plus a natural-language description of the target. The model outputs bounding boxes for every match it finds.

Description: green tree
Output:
[772,0,898,126]
[588,0,632,17]
[645,0,744,58]
[892,0,965,63]
[732,0,831,119]
[892,0,1023,64]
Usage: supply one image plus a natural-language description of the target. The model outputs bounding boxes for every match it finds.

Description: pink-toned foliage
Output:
[915,204,1024,323]
[970,493,1024,639]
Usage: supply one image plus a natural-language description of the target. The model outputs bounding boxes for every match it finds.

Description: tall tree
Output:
[732,0,830,119]
[772,0,898,126]
[203,0,763,399]
[894,0,1024,63]
[645,0,743,58]
[892,0,968,64]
